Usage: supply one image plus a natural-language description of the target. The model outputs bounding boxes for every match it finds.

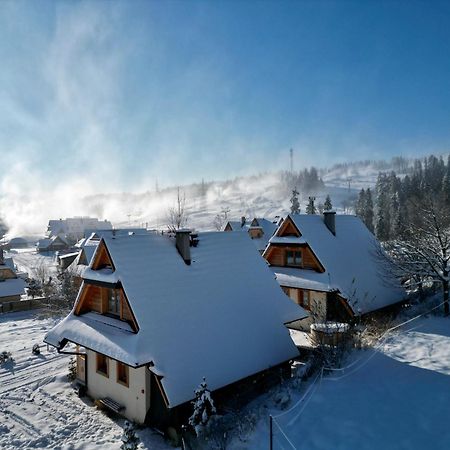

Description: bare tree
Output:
[213,207,231,231]
[382,193,450,315]
[167,187,188,231]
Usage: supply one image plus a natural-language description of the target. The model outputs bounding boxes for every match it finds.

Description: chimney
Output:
[241,216,246,227]
[0,248,3,265]
[176,229,191,265]
[323,211,336,235]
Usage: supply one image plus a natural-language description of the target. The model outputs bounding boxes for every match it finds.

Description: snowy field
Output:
[6,248,58,280]
[0,311,170,450]
[1,309,449,449]
[246,316,450,450]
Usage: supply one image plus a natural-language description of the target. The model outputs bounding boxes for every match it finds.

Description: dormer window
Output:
[107,289,120,316]
[286,250,302,267]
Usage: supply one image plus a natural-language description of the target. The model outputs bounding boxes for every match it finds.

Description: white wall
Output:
[85,350,149,424]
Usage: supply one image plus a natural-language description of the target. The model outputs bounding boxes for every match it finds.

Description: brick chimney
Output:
[176,229,191,265]
[323,211,336,235]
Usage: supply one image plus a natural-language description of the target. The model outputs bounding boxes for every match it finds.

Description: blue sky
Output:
[1,0,450,191]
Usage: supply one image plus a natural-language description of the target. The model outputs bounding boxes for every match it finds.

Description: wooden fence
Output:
[0,298,46,314]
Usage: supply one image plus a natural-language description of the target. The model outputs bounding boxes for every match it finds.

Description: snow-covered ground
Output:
[244,315,450,450]
[6,248,58,280]
[0,311,170,450]
[1,309,449,449]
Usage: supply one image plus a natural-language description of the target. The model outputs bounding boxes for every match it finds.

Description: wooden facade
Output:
[74,240,138,332]
[264,245,324,271]
[265,215,352,324]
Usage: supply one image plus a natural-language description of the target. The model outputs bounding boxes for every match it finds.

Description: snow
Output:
[0,277,27,298]
[274,266,332,291]
[0,311,172,450]
[310,322,350,333]
[286,214,405,314]
[83,268,119,284]
[268,236,307,245]
[46,231,308,408]
[242,315,450,450]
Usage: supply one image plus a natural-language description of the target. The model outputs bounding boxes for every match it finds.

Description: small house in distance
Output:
[45,230,307,427]
[263,212,405,329]
[0,249,27,303]
[37,235,70,253]
[225,216,280,253]
[46,217,113,244]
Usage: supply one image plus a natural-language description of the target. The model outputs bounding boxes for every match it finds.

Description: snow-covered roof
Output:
[225,221,250,232]
[279,214,404,314]
[3,257,15,271]
[251,218,278,238]
[269,236,307,245]
[37,235,69,250]
[45,231,307,408]
[0,277,27,298]
[274,267,332,292]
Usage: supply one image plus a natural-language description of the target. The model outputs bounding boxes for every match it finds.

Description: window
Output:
[286,250,302,267]
[96,353,109,377]
[117,362,129,387]
[300,290,310,309]
[107,289,120,316]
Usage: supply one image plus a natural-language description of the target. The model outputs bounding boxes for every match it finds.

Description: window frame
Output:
[116,362,129,387]
[107,289,121,317]
[96,353,109,378]
[286,249,303,267]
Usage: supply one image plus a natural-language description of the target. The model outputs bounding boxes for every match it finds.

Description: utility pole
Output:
[290,148,294,173]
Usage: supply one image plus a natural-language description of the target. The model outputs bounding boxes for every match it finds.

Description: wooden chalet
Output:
[263,212,405,329]
[0,249,27,303]
[45,230,307,428]
[225,216,280,253]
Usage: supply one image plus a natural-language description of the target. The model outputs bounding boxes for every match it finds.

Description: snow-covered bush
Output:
[0,351,13,365]
[120,420,140,450]
[32,344,40,355]
[188,377,217,437]
[26,278,43,299]
[67,356,77,381]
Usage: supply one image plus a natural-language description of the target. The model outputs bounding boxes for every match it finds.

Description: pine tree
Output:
[290,188,300,214]
[306,196,316,214]
[188,377,217,437]
[375,173,391,241]
[120,421,140,450]
[323,195,333,211]
[364,188,374,233]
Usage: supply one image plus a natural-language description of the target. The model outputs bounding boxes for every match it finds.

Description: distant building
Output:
[224,216,281,253]
[0,249,27,303]
[37,235,70,253]
[46,217,113,244]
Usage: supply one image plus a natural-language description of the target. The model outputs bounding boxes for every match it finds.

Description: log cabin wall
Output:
[265,245,323,272]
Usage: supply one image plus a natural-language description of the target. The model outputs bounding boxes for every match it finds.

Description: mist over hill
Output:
[0,154,441,238]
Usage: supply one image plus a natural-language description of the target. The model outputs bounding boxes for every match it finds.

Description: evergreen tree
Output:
[290,188,300,214]
[323,195,333,211]
[364,188,374,233]
[188,377,217,437]
[120,421,140,450]
[306,196,316,214]
[375,173,391,241]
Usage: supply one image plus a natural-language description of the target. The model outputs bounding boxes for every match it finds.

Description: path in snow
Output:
[244,316,450,450]
[0,311,171,450]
